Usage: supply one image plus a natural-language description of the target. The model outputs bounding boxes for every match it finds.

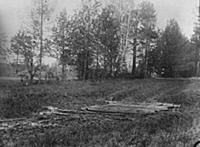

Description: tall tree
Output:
[98,5,121,77]
[106,0,136,71]
[29,0,55,79]
[0,17,8,76]
[192,0,200,76]
[191,34,200,76]
[0,19,7,56]
[138,1,157,77]
[157,19,190,77]
[69,0,102,80]
[51,9,73,80]
[11,31,38,82]
[128,8,140,76]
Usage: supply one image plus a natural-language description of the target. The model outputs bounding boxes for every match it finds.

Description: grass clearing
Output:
[0,79,198,146]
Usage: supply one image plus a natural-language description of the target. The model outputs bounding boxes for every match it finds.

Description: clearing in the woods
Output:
[0,79,200,146]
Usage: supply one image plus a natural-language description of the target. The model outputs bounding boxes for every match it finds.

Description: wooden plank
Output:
[0,118,28,123]
[42,101,180,117]
[85,107,154,115]
[85,101,180,114]
[107,101,180,109]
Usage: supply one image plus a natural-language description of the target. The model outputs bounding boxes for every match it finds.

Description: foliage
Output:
[0,17,8,76]
[66,0,98,80]
[48,1,159,80]
[11,31,39,81]
[155,19,192,77]
[51,9,73,79]
[0,18,7,56]
[97,5,121,77]
[8,0,194,79]
[138,1,158,77]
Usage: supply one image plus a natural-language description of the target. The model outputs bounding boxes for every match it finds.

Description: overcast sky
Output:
[149,0,197,37]
[0,0,198,38]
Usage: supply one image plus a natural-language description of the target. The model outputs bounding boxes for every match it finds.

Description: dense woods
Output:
[5,0,200,80]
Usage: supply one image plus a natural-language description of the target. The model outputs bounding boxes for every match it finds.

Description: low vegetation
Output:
[0,79,199,146]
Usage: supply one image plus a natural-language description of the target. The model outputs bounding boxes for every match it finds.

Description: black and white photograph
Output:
[0,0,200,146]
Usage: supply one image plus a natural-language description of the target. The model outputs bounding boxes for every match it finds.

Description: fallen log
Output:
[42,106,95,115]
[42,101,180,117]
[0,101,181,132]
[106,101,180,109]
[0,117,29,123]
[84,101,180,115]
[84,107,153,115]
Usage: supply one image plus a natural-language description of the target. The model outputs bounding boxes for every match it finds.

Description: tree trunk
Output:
[195,43,200,77]
[16,48,19,74]
[39,0,44,83]
[61,34,66,81]
[132,39,137,76]
[83,53,87,81]
[109,59,113,78]
[62,64,66,81]
[85,51,89,80]
[144,40,149,78]
[196,62,200,77]
[30,73,34,84]
[29,61,34,84]
[96,49,99,80]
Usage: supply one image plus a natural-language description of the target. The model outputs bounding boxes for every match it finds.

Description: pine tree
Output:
[157,19,190,77]
[193,0,200,76]
[51,9,72,80]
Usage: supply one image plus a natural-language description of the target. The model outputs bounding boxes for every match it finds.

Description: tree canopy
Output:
[8,0,200,80]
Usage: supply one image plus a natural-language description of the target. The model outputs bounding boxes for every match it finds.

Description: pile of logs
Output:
[0,101,180,132]
[83,101,181,114]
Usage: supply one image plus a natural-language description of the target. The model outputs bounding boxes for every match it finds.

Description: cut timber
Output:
[84,101,180,115]
[41,106,95,115]
[0,118,28,123]
[0,102,181,132]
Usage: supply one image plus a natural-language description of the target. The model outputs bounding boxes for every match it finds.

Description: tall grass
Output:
[0,79,196,146]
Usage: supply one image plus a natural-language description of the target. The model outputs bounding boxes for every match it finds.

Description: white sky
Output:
[149,0,197,38]
[0,0,81,36]
[0,0,197,37]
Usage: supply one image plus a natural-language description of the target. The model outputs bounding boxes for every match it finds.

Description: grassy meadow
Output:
[0,79,199,146]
